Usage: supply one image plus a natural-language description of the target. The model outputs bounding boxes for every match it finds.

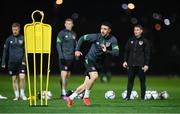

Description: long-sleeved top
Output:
[56,29,76,60]
[76,33,119,62]
[1,34,25,67]
[124,36,150,66]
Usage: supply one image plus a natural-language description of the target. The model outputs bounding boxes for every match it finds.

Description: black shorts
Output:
[8,62,26,76]
[59,59,74,71]
[84,58,102,76]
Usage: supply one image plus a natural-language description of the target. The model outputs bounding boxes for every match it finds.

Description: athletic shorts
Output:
[59,59,74,71]
[84,58,102,76]
[8,62,26,76]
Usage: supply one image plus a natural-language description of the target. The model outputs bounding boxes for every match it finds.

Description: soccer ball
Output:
[151,90,159,99]
[145,91,152,100]
[121,90,138,100]
[41,91,52,100]
[105,90,115,99]
[131,90,139,99]
[159,91,169,100]
[121,90,127,99]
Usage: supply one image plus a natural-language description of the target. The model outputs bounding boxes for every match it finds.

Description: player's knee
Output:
[19,73,25,80]
[89,72,98,81]
[12,76,17,82]
[61,71,68,77]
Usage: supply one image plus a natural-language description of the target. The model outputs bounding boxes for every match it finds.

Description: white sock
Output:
[62,89,66,95]
[14,90,19,97]
[69,92,78,100]
[20,89,25,96]
[84,89,90,98]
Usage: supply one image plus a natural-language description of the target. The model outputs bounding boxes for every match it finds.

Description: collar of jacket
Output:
[133,36,143,40]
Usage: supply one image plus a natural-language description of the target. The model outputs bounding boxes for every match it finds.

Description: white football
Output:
[159,91,169,99]
[105,90,115,99]
[121,90,138,100]
[130,93,135,100]
[121,90,127,99]
[151,91,159,99]
[132,90,139,99]
[145,91,152,100]
[42,90,52,100]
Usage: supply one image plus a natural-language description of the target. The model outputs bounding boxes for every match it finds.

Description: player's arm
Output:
[22,38,26,65]
[105,38,119,56]
[75,34,97,57]
[56,31,64,59]
[144,39,150,65]
[1,39,9,68]
[74,32,77,49]
[143,39,151,72]
[124,39,130,62]
[123,39,130,68]
[75,34,97,51]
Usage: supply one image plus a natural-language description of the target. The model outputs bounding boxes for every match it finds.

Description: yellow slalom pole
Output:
[40,23,43,106]
[24,28,32,106]
[45,53,51,106]
[33,24,37,106]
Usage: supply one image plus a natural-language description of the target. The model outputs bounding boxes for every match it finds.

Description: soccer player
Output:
[1,22,27,100]
[56,18,76,99]
[123,24,150,100]
[67,22,119,107]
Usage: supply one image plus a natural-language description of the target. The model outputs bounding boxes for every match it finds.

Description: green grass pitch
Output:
[0,75,180,113]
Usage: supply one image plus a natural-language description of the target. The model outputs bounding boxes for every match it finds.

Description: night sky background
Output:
[0,0,180,75]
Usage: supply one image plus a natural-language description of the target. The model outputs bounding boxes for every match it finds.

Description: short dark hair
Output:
[101,22,112,29]
[12,22,20,28]
[65,18,73,23]
[134,24,143,30]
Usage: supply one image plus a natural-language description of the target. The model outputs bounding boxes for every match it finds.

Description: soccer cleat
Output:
[13,97,19,101]
[61,95,68,100]
[0,95,7,99]
[124,97,130,101]
[83,97,91,106]
[62,96,68,100]
[60,95,68,100]
[67,97,73,108]
[20,95,27,100]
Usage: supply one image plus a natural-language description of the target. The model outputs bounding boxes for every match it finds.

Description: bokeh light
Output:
[122,3,128,10]
[128,3,135,10]
[154,23,161,31]
[164,19,171,26]
[56,0,63,5]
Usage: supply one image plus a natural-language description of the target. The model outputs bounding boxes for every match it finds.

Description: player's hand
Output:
[142,65,149,72]
[123,61,128,68]
[1,65,5,68]
[101,44,107,52]
[75,51,83,57]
